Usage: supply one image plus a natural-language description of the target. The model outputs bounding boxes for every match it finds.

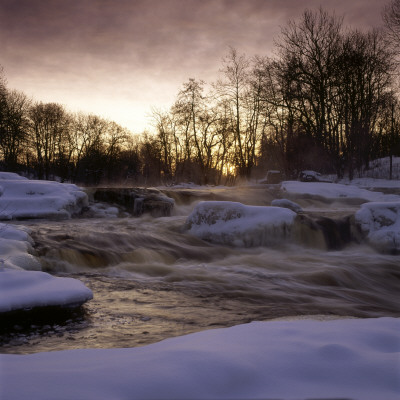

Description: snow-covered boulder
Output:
[0,269,93,312]
[0,223,41,271]
[186,201,296,247]
[0,223,93,312]
[0,173,88,220]
[85,202,120,218]
[355,202,400,253]
[271,198,303,213]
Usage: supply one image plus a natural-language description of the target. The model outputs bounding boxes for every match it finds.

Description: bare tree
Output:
[0,90,31,171]
[216,48,263,179]
[0,67,8,163]
[383,0,400,50]
[151,108,176,181]
[336,29,395,178]
[275,8,343,173]
[29,102,70,179]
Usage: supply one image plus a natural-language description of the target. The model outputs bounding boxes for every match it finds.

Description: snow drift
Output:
[186,201,296,247]
[1,317,398,400]
[282,181,400,202]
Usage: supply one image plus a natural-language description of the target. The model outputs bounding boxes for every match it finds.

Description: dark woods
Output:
[1,6,400,186]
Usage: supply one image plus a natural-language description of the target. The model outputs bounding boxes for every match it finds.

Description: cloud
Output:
[0,0,385,132]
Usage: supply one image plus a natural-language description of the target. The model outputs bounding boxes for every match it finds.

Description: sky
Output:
[0,0,386,134]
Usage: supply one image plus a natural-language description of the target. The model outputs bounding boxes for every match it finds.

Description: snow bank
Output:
[0,173,88,220]
[0,270,93,312]
[355,202,400,253]
[362,156,400,180]
[0,171,28,181]
[282,181,400,202]
[0,223,93,312]
[186,201,296,247]
[346,177,400,189]
[1,317,398,400]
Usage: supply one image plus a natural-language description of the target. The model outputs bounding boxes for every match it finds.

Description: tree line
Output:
[1,4,400,186]
[151,6,400,184]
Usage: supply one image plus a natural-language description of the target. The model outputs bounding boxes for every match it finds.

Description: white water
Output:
[1,186,399,354]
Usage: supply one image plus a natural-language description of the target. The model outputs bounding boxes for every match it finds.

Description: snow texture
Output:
[0,223,40,271]
[355,201,400,252]
[282,181,400,202]
[271,198,303,213]
[0,269,93,312]
[1,317,399,400]
[347,177,400,189]
[361,156,400,180]
[86,202,120,218]
[0,172,88,220]
[186,201,296,247]
[0,223,93,312]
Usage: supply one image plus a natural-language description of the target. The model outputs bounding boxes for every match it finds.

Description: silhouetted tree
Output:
[275,8,343,173]
[384,0,400,53]
[0,90,31,171]
[29,102,70,179]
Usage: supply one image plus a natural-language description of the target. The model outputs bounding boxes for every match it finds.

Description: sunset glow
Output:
[0,0,384,133]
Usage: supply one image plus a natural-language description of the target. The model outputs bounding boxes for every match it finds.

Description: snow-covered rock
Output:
[0,173,88,220]
[86,202,120,218]
[0,223,93,312]
[0,269,93,312]
[0,223,41,271]
[271,198,303,213]
[298,170,332,182]
[282,181,400,202]
[186,201,296,247]
[355,202,400,253]
[1,317,399,400]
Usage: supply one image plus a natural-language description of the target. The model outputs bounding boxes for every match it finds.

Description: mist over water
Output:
[2,186,400,354]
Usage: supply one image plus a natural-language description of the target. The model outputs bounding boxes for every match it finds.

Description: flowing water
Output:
[1,186,400,354]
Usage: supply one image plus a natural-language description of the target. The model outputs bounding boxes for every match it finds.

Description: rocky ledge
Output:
[86,187,175,217]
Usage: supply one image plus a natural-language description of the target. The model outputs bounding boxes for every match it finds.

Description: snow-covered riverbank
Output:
[0,172,399,399]
[1,316,399,400]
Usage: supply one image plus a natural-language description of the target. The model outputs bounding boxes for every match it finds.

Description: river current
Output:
[1,186,400,354]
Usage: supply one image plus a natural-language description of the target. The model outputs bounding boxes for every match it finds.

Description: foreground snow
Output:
[0,223,92,312]
[0,172,88,220]
[1,317,399,400]
[186,201,296,246]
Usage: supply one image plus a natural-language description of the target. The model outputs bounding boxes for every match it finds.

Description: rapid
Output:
[1,185,399,354]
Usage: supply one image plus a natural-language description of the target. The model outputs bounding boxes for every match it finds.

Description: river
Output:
[1,185,399,354]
